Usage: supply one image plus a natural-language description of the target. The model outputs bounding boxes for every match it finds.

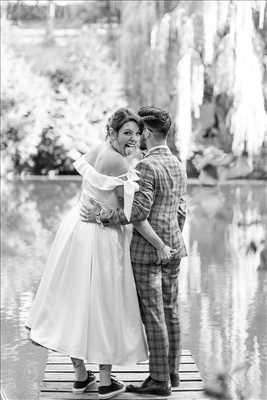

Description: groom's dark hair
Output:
[137,106,171,138]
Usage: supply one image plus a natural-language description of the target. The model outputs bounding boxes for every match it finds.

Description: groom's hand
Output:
[80,204,97,223]
[156,246,178,265]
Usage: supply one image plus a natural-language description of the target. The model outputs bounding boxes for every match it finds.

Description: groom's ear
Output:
[109,127,117,138]
[143,129,150,140]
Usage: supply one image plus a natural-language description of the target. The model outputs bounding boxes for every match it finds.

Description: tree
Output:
[1,26,126,175]
[46,0,55,44]
[118,0,267,161]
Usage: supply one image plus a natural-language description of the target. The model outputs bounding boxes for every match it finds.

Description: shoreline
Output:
[2,176,267,186]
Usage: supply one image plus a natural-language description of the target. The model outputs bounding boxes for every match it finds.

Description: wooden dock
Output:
[40,350,206,399]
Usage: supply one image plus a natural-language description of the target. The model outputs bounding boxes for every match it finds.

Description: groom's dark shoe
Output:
[72,370,96,393]
[126,375,171,396]
[170,372,180,387]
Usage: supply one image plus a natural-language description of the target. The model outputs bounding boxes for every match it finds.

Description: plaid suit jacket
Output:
[107,146,187,264]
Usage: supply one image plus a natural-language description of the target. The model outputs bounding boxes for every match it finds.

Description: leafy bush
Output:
[1,27,126,175]
[1,42,54,173]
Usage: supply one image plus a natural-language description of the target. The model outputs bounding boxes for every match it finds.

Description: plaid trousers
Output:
[132,258,181,382]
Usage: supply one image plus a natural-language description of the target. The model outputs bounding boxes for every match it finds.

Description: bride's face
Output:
[112,121,141,156]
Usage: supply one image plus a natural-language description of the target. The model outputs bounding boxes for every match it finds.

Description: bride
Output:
[27,108,174,399]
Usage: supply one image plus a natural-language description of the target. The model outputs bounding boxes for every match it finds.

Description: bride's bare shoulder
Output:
[95,147,128,177]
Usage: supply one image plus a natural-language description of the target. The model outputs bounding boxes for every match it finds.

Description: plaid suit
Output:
[106,146,187,381]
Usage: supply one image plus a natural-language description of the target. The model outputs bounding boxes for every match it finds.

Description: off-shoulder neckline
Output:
[88,162,128,180]
[74,156,138,181]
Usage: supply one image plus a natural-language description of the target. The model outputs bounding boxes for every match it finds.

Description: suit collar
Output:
[144,145,170,158]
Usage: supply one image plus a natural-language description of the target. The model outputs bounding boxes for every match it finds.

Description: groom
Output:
[81,106,187,396]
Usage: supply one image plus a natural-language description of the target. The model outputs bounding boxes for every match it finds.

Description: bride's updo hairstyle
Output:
[106,108,144,138]
[138,106,171,138]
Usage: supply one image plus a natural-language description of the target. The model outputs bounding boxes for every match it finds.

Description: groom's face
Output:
[139,125,152,150]
[139,132,147,150]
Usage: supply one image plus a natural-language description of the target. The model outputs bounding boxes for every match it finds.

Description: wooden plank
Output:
[40,350,206,400]
[44,363,199,373]
[43,371,202,382]
[41,380,203,392]
[39,391,206,400]
[46,355,194,365]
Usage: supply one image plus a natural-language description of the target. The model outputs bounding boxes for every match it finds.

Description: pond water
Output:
[1,180,267,400]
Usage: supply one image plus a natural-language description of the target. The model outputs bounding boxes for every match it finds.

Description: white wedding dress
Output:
[27,156,148,365]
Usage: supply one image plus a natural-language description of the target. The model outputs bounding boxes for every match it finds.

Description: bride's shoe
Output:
[72,370,96,393]
[98,377,126,399]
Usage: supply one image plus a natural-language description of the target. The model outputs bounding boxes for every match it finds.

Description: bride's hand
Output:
[156,245,177,265]
[67,149,82,161]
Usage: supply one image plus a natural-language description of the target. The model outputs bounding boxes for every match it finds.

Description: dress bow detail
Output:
[123,169,140,221]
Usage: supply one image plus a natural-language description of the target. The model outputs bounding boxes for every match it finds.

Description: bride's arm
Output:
[81,152,174,260]
[68,149,99,165]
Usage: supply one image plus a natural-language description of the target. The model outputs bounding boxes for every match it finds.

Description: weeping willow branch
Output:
[229,1,267,158]
[119,0,267,160]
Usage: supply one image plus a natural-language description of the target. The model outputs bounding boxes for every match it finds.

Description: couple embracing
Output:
[27,106,187,399]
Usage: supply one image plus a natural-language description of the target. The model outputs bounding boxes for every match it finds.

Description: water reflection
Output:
[1,180,81,400]
[181,184,267,400]
[1,180,267,399]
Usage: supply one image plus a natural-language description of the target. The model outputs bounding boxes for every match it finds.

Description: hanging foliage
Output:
[229,1,267,157]
[203,0,218,65]
[175,10,194,162]
[119,0,267,161]
[119,0,157,107]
